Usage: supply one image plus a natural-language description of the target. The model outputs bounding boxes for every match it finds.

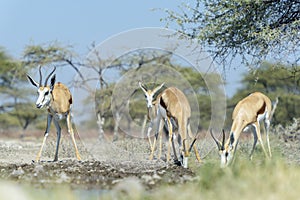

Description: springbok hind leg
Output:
[53,119,61,162]
[265,119,272,157]
[253,122,269,158]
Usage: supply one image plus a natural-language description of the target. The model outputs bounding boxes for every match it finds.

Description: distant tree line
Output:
[0,45,299,138]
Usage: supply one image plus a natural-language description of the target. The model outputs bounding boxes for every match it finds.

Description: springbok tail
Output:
[269,96,279,122]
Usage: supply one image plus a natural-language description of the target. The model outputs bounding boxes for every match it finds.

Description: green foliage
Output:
[164,0,299,66]
[92,49,224,132]
[228,62,300,126]
[23,42,76,67]
[0,48,44,131]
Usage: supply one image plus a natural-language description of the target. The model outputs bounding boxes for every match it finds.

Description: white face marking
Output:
[145,92,154,108]
[219,146,234,167]
[220,151,230,167]
[36,87,51,109]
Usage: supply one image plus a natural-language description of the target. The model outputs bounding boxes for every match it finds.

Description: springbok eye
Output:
[45,91,49,95]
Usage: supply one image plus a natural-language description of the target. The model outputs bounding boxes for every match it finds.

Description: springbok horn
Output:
[44,66,56,86]
[38,65,42,86]
[138,81,147,93]
[152,82,165,94]
[210,129,221,150]
[188,137,197,153]
[221,129,226,150]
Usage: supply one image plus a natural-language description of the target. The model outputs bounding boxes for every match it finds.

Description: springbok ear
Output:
[50,74,56,91]
[27,75,39,88]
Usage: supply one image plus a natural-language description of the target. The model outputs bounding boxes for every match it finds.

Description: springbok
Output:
[27,66,81,162]
[211,92,272,167]
[139,81,201,168]
[139,82,177,162]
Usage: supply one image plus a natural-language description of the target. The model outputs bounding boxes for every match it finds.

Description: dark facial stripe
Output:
[230,134,235,145]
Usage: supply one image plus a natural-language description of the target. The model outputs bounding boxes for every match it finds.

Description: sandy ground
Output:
[0,132,200,191]
[0,122,299,192]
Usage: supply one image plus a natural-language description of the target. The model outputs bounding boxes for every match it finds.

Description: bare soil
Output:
[0,119,299,192]
[0,132,198,191]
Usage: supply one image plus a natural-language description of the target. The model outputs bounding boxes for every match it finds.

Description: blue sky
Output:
[0,1,182,57]
[0,1,244,96]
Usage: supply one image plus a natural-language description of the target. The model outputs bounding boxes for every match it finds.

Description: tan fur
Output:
[139,82,201,166]
[227,92,271,147]
[158,87,201,162]
[27,69,81,162]
[50,82,73,114]
[220,92,272,166]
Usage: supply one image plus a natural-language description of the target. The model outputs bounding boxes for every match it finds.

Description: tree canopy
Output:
[227,62,300,127]
[0,48,44,134]
[164,0,300,67]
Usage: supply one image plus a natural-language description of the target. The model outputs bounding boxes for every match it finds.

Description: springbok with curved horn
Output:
[139,81,177,161]
[139,81,201,168]
[211,92,272,167]
[27,66,81,162]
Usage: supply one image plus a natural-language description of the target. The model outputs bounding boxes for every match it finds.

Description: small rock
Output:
[152,173,161,180]
[10,167,24,178]
[56,171,70,183]
[33,164,44,176]
[141,175,155,185]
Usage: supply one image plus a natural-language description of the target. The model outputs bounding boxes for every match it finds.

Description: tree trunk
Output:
[97,112,105,141]
[113,112,121,141]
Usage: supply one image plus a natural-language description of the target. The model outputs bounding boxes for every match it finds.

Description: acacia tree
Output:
[227,62,300,126]
[164,0,300,67]
[23,42,84,81]
[0,48,43,135]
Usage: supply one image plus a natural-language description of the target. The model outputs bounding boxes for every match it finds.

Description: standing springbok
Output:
[139,81,201,168]
[211,92,272,167]
[27,66,81,162]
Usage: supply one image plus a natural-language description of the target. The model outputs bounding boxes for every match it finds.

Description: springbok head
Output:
[27,66,56,109]
[138,81,165,108]
[210,129,233,167]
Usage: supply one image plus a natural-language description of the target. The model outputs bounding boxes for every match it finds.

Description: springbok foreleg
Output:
[53,119,61,162]
[149,117,161,160]
[66,113,81,161]
[36,114,52,162]
[158,119,164,159]
[146,122,153,150]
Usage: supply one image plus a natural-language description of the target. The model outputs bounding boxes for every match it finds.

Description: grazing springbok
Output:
[211,92,272,167]
[27,66,81,162]
[139,81,201,168]
[139,82,177,162]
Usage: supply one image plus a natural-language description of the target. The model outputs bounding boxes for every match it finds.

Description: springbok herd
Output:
[27,66,273,168]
